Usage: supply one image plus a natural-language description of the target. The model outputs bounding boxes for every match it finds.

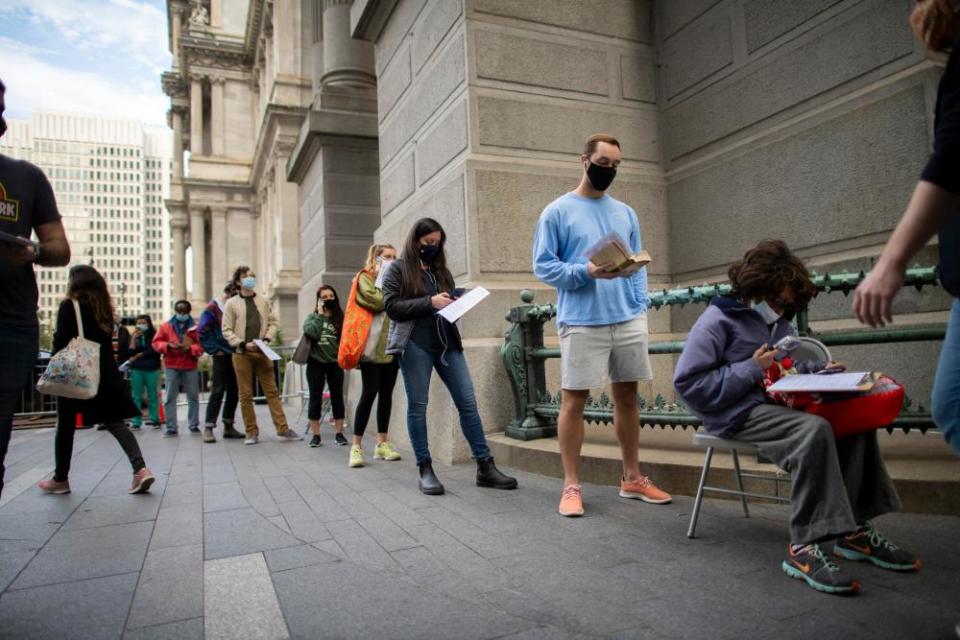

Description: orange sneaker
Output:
[558,484,584,517]
[619,475,672,504]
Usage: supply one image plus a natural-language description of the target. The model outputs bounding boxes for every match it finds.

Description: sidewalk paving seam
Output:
[1,438,127,599]
[121,434,176,638]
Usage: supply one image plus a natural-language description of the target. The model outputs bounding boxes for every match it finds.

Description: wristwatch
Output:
[30,243,40,262]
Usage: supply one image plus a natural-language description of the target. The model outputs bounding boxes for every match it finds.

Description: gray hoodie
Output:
[673,297,822,437]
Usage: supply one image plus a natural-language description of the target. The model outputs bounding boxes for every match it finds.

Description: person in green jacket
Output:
[303,285,346,447]
[347,243,403,468]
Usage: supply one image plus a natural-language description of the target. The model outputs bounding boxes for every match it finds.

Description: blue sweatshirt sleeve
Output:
[628,210,650,311]
[673,312,764,415]
[532,209,591,291]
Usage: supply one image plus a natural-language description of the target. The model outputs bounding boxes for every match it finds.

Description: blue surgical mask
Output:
[751,301,781,324]
[136,323,148,332]
[241,276,256,290]
[175,313,190,323]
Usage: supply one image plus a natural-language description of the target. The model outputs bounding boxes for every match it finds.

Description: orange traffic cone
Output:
[75,413,84,429]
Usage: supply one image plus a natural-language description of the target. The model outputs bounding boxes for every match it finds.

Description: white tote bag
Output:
[36,299,101,400]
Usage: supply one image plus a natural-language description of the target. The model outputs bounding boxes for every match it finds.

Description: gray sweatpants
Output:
[735,403,901,545]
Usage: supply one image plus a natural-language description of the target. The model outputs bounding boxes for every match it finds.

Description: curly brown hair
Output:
[728,240,816,313]
[911,0,960,52]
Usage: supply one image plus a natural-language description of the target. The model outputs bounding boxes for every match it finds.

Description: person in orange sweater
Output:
[152,299,204,436]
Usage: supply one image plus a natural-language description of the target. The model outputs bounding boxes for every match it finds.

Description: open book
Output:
[584,231,651,273]
[767,372,875,393]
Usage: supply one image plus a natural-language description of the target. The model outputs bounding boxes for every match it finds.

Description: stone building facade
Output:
[164,0,950,463]
[163,0,311,338]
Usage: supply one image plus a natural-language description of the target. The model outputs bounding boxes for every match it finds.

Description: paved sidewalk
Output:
[0,404,957,639]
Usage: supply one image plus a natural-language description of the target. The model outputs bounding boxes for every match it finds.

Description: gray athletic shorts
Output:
[558,315,652,390]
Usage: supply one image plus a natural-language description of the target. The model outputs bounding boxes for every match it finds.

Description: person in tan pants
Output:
[222,266,301,445]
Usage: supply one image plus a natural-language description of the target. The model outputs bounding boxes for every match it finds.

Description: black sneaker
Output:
[309,434,322,448]
[782,544,860,595]
[834,525,921,572]
[335,433,348,446]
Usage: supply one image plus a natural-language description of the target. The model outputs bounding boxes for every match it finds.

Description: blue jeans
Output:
[398,341,491,465]
[0,325,39,498]
[932,298,960,455]
[164,368,200,432]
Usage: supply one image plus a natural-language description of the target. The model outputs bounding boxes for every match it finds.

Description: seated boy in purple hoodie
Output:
[673,240,918,595]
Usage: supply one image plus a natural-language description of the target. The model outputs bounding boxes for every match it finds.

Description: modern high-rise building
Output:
[0,111,173,327]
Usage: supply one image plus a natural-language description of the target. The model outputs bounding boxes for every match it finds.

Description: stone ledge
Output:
[487,427,960,516]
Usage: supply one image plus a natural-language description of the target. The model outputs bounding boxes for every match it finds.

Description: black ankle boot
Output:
[476,457,518,490]
[418,461,444,495]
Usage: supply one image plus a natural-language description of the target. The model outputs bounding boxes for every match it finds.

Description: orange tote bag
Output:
[337,271,374,369]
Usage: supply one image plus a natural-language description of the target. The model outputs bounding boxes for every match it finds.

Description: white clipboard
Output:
[253,339,282,361]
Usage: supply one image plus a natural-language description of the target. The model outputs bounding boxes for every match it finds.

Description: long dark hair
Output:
[398,218,454,298]
[66,265,115,333]
[728,240,817,314]
[317,285,344,338]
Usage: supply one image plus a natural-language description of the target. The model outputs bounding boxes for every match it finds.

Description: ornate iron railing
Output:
[501,266,944,440]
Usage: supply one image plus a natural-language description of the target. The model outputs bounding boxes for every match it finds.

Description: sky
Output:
[0,0,171,127]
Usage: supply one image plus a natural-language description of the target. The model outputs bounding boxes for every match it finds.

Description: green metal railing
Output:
[501,266,944,440]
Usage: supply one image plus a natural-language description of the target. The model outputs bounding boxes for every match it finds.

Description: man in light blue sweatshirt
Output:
[532,133,672,517]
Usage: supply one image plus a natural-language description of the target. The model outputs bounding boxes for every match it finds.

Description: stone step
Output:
[487,426,960,516]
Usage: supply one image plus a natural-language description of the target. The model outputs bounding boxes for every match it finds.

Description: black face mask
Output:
[322,299,336,311]
[586,161,616,191]
[419,244,440,264]
[0,118,6,138]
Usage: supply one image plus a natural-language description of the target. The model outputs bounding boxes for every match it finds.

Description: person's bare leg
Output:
[353,434,363,447]
[334,418,344,435]
[559,389,589,487]
[611,381,643,482]
[310,419,320,435]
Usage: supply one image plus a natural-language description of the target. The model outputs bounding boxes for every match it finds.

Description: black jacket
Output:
[382,259,463,354]
[53,299,138,423]
[922,39,960,297]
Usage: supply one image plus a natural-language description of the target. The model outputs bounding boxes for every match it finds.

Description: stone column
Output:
[211,77,225,156]
[171,212,189,303]
[210,206,227,289]
[210,0,221,28]
[321,0,375,88]
[171,109,185,179]
[189,76,203,154]
[189,206,207,310]
[171,8,183,67]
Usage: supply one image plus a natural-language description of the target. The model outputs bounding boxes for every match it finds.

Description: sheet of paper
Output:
[767,372,872,393]
[375,259,394,289]
[253,339,282,361]
[437,287,490,323]
[0,230,37,248]
[118,360,132,373]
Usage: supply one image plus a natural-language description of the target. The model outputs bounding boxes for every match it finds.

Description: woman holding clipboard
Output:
[381,218,517,495]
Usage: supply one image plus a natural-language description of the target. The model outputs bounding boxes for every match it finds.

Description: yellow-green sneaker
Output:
[374,441,402,461]
[349,445,364,468]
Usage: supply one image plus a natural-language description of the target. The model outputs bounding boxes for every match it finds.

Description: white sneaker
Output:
[244,436,259,445]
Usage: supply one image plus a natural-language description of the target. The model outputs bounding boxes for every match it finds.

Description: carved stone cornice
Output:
[180,35,250,71]
[162,71,187,98]
[244,0,266,58]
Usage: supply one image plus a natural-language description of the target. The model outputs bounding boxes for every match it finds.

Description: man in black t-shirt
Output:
[0,79,72,498]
